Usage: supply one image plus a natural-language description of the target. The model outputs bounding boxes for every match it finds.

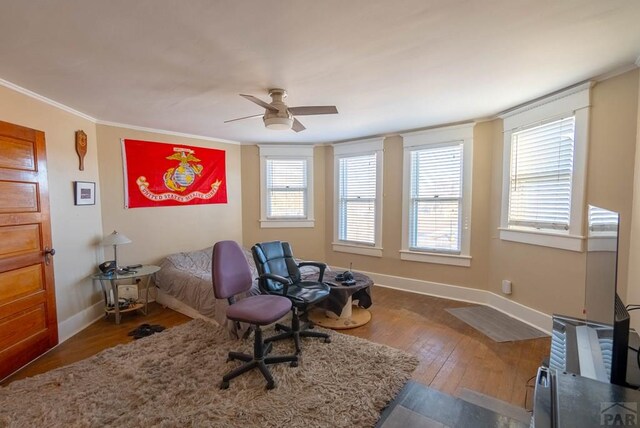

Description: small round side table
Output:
[308,271,373,330]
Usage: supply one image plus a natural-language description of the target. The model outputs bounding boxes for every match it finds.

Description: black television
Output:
[584,204,630,386]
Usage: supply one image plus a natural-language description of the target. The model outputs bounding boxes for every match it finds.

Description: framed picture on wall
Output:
[74,181,96,206]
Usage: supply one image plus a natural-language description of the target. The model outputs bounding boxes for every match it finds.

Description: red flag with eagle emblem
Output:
[122,139,228,208]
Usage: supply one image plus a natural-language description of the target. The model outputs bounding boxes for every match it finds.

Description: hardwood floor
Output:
[2,286,549,409]
[344,286,549,409]
[1,303,191,386]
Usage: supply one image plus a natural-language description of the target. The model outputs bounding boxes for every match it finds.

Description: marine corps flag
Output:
[122,139,228,208]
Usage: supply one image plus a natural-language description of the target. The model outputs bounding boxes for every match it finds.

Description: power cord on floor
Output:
[628,345,640,373]
[625,304,640,381]
[625,304,640,312]
[523,373,537,412]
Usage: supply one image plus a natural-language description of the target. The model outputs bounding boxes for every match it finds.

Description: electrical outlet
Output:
[501,280,512,295]
[118,284,139,300]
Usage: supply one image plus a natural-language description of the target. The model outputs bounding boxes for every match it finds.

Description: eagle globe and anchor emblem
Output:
[163,148,203,192]
[135,147,222,203]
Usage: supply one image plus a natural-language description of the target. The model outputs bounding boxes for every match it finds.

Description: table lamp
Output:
[101,230,132,272]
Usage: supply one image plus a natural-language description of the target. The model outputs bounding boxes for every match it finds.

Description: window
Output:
[338,153,377,244]
[333,138,383,257]
[409,143,463,253]
[266,158,307,218]
[401,124,473,267]
[499,83,591,251]
[508,116,575,231]
[259,145,314,228]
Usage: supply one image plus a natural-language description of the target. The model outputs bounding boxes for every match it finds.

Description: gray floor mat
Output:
[446,305,548,342]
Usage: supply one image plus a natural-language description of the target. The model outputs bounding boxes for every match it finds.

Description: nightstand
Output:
[91,265,161,324]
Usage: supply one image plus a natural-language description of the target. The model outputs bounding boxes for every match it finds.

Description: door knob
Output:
[44,247,56,265]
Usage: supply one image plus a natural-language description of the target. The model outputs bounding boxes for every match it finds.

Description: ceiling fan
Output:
[224,88,338,132]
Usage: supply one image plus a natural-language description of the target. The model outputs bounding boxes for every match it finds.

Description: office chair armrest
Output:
[297,261,327,282]
[258,273,292,296]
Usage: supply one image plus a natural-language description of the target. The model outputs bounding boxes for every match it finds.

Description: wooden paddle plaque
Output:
[75,130,87,171]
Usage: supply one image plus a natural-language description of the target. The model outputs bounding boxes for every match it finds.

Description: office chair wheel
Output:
[324,337,331,343]
[226,357,233,362]
[290,360,298,367]
[220,381,230,390]
[266,380,275,390]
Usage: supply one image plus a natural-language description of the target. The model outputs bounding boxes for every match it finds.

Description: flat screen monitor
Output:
[584,204,630,386]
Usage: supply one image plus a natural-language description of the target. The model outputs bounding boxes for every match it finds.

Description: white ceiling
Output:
[1,1,639,144]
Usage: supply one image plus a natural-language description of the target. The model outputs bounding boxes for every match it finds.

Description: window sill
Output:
[332,242,383,257]
[499,227,584,252]
[399,250,471,267]
[260,219,315,229]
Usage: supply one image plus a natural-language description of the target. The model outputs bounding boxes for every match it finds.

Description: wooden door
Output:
[0,120,57,381]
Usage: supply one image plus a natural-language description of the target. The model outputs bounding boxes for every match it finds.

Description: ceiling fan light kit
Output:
[226,88,338,132]
[264,116,294,130]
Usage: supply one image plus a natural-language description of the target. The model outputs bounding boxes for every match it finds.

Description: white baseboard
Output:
[332,267,553,334]
[56,295,159,344]
[57,300,104,343]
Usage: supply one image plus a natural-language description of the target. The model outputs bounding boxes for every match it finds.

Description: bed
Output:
[153,246,324,334]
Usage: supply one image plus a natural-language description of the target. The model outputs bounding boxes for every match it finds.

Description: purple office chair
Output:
[212,240,298,390]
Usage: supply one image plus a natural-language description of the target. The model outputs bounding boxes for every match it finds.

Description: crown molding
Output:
[2,59,638,148]
[498,81,593,120]
[594,62,639,82]
[95,120,243,145]
[0,77,97,122]
[0,76,244,145]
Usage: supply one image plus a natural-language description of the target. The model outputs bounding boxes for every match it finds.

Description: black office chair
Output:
[251,241,331,354]
[212,240,298,390]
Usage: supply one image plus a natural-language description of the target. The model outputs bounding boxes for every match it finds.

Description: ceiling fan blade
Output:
[224,114,263,123]
[292,118,306,132]
[239,94,278,112]
[288,106,338,116]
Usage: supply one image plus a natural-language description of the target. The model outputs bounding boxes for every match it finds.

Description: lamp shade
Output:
[101,230,132,246]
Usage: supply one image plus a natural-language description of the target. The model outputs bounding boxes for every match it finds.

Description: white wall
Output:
[0,84,103,334]
[626,72,640,333]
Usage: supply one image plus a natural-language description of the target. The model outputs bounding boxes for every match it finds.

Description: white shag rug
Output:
[0,319,418,427]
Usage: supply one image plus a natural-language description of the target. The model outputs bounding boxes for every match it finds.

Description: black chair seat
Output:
[286,281,331,307]
[252,241,332,354]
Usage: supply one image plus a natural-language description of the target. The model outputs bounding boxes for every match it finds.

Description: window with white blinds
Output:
[338,153,377,244]
[408,143,463,253]
[508,116,576,231]
[266,158,307,218]
[402,125,473,265]
[259,145,314,228]
[499,83,590,251]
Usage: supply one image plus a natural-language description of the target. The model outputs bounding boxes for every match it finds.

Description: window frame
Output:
[400,124,474,267]
[332,138,384,257]
[259,145,314,228]
[499,83,591,252]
